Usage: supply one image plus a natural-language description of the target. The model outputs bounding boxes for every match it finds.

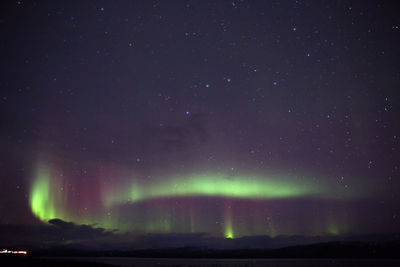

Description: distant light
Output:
[0,249,28,255]
[185,111,190,115]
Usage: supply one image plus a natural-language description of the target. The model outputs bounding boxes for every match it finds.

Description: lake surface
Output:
[43,257,400,267]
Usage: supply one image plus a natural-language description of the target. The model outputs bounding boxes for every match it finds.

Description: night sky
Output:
[1,0,400,248]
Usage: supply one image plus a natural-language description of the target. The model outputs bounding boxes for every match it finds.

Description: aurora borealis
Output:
[105,173,321,205]
[28,160,362,237]
[1,0,400,249]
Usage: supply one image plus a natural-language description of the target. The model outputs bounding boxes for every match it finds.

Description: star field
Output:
[1,0,400,240]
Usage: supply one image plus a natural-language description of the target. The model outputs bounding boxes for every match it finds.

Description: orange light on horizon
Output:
[0,249,28,255]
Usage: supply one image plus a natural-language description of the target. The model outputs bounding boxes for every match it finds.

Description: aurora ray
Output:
[224,201,235,238]
[30,164,64,222]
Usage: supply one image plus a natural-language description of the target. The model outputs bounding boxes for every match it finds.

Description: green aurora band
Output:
[30,167,353,237]
[105,173,322,207]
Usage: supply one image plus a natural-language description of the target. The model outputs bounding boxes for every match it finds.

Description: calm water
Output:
[43,257,400,267]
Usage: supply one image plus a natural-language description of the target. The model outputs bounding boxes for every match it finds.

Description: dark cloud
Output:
[142,113,209,152]
[47,219,114,240]
[0,219,113,250]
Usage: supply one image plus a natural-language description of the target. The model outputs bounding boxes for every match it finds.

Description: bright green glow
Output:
[225,228,234,239]
[106,173,321,206]
[224,219,234,239]
[30,164,73,224]
[30,165,57,221]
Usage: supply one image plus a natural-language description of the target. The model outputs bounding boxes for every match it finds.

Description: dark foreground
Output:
[3,240,400,266]
[3,256,400,267]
